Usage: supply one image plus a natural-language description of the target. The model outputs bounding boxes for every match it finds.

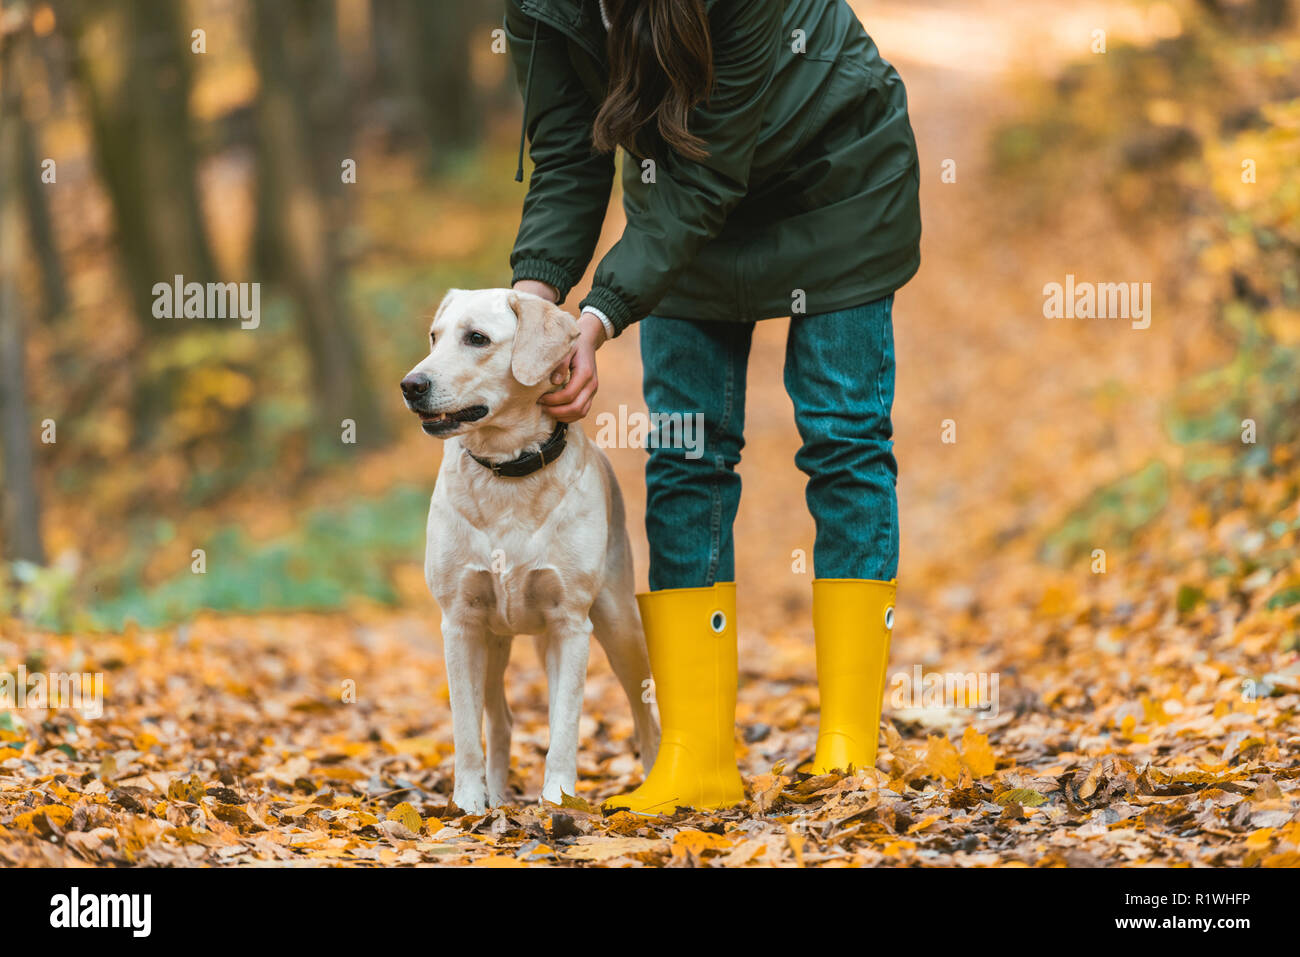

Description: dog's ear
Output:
[429,288,461,330]
[508,292,579,387]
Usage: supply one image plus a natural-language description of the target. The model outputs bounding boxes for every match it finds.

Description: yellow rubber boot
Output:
[603,583,746,814]
[807,578,896,775]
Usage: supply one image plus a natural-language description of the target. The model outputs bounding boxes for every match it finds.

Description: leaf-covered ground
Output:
[1,508,1298,868]
[3,0,1299,866]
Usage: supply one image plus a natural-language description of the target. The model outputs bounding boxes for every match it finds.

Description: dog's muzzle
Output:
[400,374,489,435]
[416,404,489,435]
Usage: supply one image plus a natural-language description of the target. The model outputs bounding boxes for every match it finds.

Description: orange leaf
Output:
[960,727,996,778]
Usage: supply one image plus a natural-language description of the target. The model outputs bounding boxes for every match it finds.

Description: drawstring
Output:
[514,15,539,183]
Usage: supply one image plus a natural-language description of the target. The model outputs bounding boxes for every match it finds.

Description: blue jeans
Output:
[640,296,898,591]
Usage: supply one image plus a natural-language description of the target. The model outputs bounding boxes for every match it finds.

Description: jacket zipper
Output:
[514,1,606,183]
[519,0,604,62]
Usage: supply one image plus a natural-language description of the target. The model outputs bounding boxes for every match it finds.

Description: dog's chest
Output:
[469,558,567,636]
[426,484,601,637]
[425,435,611,636]
[429,528,576,636]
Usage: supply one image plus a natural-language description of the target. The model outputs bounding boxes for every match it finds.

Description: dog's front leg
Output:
[537,619,592,806]
[483,634,513,807]
[443,624,490,813]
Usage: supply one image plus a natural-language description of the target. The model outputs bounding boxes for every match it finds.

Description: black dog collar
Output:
[466,422,569,478]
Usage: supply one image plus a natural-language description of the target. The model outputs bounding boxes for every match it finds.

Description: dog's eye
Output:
[429,332,436,347]
[465,331,490,347]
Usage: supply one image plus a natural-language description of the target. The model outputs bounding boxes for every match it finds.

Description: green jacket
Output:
[506,0,921,336]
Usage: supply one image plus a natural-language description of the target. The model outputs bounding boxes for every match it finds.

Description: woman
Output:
[507,0,920,812]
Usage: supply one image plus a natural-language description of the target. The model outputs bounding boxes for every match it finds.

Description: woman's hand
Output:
[512,279,559,303]
[540,311,607,422]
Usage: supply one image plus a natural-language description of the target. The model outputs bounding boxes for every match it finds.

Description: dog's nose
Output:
[401,373,431,400]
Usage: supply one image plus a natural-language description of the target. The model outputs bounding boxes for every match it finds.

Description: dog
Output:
[401,288,660,812]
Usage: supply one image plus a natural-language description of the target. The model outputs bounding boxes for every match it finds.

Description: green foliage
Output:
[1267,586,1300,610]
[1033,4,1300,565]
[1043,461,1171,563]
[33,484,433,631]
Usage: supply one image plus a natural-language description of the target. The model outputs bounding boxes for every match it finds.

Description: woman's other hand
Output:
[512,279,560,303]
[540,311,607,422]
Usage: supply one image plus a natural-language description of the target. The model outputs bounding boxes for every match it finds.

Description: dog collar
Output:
[466,422,569,478]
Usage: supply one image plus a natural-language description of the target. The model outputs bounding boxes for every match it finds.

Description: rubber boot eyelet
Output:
[709,610,727,633]
[883,606,895,630]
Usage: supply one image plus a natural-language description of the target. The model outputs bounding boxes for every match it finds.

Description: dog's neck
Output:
[455,398,564,464]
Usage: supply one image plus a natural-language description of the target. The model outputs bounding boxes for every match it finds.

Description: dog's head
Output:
[400,288,579,438]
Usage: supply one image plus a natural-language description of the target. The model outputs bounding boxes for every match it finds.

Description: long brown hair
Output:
[592,0,714,161]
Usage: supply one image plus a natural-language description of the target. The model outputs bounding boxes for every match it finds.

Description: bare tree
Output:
[369,0,489,165]
[0,3,47,564]
[251,0,386,451]
[55,0,216,326]
[19,111,67,321]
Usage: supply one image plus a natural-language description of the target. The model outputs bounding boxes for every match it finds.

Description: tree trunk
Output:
[58,0,216,326]
[19,113,68,321]
[0,9,47,564]
[251,0,386,452]
[368,0,486,165]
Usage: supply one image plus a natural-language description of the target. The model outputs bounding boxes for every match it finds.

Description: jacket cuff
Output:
[511,258,577,304]
[579,285,634,337]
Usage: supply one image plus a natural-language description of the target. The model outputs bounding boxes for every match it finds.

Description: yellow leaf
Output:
[785,826,806,867]
[1077,761,1105,801]
[603,810,648,836]
[750,770,790,813]
[167,826,222,847]
[473,854,529,867]
[670,829,732,861]
[49,783,78,803]
[995,788,1047,808]
[1245,828,1274,850]
[167,774,206,804]
[390,737,442,764]
[1037,583,1076,616]
[387,801,423,834]
[880,839,916,857]
[553,791,597,813]
[314,766,366,781]
[562,837,664,862]
[923,735,962,782]
[960,727,996,778]
[1276,821,1300,848]
[907,814,941,834]
[16,805,73,832]
[1141,695,1172,726]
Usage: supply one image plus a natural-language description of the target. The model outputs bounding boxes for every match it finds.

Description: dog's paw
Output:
[453,784,489,815]
[540,779,575,807]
